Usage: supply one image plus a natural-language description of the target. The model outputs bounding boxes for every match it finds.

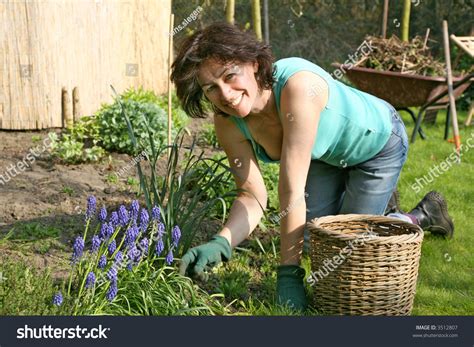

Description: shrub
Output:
[48,88,190,162]
[96,98,171,155]
[48,116,105,164]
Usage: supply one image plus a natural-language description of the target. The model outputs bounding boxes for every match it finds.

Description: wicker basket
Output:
[308,214,424,316]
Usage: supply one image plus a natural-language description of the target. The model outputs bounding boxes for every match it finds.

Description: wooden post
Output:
[465,104,473,126]
[442,20,461,161]
[167,13,174,157]
[72,87,81,122]
[381,0,389,39]
[62,87,73,129]
[263,0,269,44]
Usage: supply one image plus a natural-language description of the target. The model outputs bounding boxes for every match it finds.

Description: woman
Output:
[171,22,454,311]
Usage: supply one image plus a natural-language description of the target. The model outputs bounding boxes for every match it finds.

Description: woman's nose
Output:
[219,85,234,102]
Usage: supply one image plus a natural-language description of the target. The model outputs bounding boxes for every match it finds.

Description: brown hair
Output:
[171,22,275,118]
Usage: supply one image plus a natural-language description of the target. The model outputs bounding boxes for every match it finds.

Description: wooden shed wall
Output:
[0,0,172,130]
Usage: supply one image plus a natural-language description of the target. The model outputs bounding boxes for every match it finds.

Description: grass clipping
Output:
[360,35,446,76]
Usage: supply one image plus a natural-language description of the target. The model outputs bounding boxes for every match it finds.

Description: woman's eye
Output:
[205,86,215,93]
[225,73,235,81]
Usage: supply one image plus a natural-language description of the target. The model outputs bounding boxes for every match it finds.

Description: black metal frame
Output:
[410,73,473,143]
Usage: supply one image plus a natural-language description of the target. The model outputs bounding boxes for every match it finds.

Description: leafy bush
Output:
[121,87,189,130]
[48,116,105,164]
[96,98,171,155]
[48,88,190,162]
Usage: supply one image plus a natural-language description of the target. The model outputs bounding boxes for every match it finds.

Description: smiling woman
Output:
[171,22,454,312]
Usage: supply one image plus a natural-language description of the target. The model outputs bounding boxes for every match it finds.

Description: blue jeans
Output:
[304,106,409,247]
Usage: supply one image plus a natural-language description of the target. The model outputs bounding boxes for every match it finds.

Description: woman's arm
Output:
[213,113,268,248]
[278,71,328,265]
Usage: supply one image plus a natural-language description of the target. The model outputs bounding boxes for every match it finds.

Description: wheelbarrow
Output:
[331,64,472,143]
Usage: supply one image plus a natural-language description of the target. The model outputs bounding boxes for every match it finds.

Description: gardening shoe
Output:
[384,188,403,214]
[409,191,454,238]
[276,265,308,312]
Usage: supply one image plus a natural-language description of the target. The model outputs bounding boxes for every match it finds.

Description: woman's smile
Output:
[228,93,244,108]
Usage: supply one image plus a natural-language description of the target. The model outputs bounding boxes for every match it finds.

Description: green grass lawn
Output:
[397,109,474,315]
[0,109,472,316]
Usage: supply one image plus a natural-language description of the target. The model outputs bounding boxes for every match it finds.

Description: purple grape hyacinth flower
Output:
[98,255,107,269]
[127,245,141,265]
[108,239,117,255]
[115,250,123,264]
[172,226,181,247]
[139,208,149,232]
[157,222,165,237]
[90,235,101,253]
[125,225,139,248]
[155,239,164,256]
[53,292,63,306]
[118,205,129,226]
[85,195,97,221]
[71,236,85,263]
[110,211,119,228]
[130,200,139,222]
[106,282,118,302]
[139,237,149,255]
[165,249,174,265]
[151,206,161,222]
[99,222,114,240]
[98,207,107,223]
[85,271,96,289]
[99,223,108,239]
[107,267,118,283]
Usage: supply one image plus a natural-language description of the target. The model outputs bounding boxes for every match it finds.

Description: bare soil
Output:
[0,117,219,275]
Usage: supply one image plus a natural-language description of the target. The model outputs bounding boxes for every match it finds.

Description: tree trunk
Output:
[401,0,411,42]
[251,0,262,41]
[226,0,234,24]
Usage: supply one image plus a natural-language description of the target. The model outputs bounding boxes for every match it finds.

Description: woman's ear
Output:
[253,61,259,73]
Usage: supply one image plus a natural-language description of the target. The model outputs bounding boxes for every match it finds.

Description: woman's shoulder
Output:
[273,57,332,84]
[274,57,323,72]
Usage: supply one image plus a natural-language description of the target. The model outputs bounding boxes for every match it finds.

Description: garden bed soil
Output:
[0,117,220,274]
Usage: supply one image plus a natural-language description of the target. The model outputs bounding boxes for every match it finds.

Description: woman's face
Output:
[197,58,259,117]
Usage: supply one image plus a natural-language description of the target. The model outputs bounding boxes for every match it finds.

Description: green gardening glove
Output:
[276,265,308,312]
[179,235,232,281]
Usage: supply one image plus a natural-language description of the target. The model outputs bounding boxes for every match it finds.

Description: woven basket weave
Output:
[308,214,424,316]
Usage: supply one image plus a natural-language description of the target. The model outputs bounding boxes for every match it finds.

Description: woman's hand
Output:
[179,235,232,281]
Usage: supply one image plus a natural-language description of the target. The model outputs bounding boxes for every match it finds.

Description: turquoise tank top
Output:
[230,57,393,167]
